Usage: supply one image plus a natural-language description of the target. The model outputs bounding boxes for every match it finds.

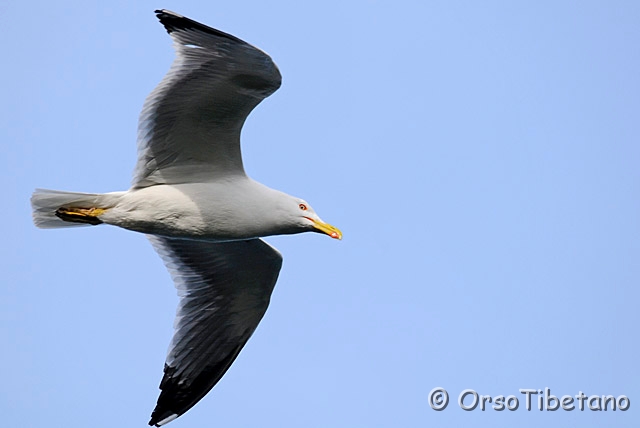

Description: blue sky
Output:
[2,1,639,427]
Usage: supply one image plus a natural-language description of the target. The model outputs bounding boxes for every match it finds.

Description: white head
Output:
[295,198,342,239]
[275,194,342,239]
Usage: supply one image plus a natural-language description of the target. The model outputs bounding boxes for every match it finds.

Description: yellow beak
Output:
[307,218,342,240]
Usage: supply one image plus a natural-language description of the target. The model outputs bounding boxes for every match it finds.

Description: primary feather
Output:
[134,10,282,187]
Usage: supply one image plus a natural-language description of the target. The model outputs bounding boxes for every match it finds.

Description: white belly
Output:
[100,180,288,240]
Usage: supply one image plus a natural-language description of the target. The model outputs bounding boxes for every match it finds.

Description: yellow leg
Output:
[55,207,107,225]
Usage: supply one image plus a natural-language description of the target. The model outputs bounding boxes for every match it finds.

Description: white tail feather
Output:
[31,189,119,229]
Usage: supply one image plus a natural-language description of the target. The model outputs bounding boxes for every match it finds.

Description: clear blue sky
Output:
[2,1,638,427]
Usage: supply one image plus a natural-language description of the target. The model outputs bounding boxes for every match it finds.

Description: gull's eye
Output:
[299,203,308,211]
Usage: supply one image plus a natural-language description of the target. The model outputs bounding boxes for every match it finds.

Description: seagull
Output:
[30,9,341,426]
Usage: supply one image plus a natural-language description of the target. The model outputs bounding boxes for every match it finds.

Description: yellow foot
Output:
[55,207,107,225]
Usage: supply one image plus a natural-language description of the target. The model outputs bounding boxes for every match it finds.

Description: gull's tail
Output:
[31,189,121,229]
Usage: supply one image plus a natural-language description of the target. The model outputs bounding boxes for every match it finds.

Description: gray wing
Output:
[147,236,282,426]
[134,10,282,187]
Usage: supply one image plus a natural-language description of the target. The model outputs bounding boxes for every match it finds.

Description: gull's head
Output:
[291,198,342,240]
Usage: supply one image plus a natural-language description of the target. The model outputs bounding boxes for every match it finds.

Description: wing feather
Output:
[147,236,282,426]
[134,10,282,187]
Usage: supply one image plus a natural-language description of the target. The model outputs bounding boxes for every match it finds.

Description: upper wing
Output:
[133,10,282,188]
[147,236,283,426]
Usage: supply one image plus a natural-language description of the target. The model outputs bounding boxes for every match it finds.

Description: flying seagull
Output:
[31,9,341,426]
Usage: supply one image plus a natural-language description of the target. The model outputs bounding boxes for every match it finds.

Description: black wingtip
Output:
[154,9,185,34]
[148,345,243,426]
[153,9,244,44]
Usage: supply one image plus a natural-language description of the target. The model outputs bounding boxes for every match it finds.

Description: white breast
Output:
[100,178,292,240]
